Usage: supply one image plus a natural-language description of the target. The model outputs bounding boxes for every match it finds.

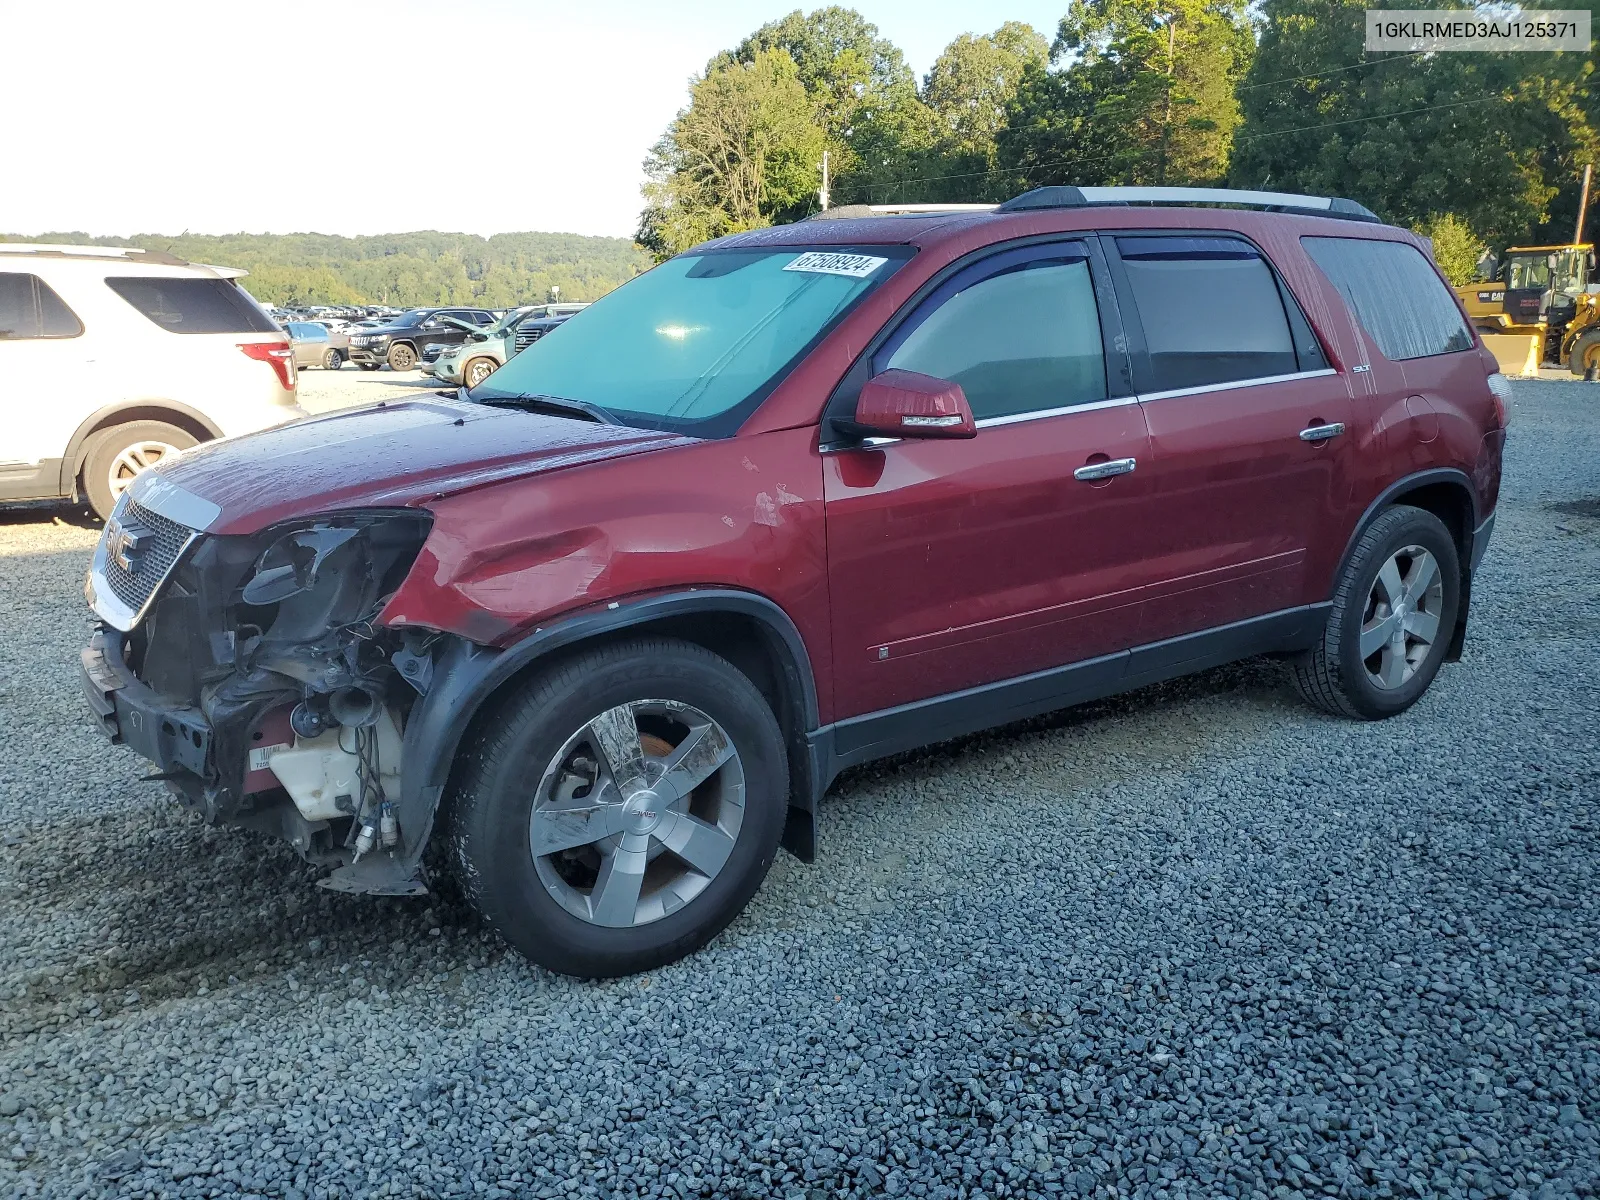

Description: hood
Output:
[137,394,694,536]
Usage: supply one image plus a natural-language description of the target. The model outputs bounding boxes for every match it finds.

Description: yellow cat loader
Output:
[1456,243,1597,375]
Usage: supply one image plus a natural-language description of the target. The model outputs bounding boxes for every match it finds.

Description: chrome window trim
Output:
[973,394,1140,429]
[821,367,1339,449]
[1137,367,1335,404]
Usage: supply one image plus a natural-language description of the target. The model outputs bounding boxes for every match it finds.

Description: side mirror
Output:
[838,369,976,440]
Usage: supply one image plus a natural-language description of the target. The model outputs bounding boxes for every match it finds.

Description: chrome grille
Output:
[89,496,199,630]
[514,326,548,353]
[421,343,446,363]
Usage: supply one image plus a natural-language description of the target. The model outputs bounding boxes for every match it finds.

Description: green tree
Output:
[1228,0,1594,247]
[2,230,650,307]
[910,23,1050,200]
[999,0,1253,190]
[637,48,826,258]
[723,8,936,207]
[1416,213,1488,286]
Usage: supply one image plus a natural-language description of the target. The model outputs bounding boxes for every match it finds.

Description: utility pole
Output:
[1576,163,1593,244]
[1157,17,1177,186]
[819,150,830,212]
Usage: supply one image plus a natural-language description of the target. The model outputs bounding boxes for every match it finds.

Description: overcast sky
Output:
[3,0,1067,241]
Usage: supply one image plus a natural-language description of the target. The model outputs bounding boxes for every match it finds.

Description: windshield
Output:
[471,245,912,436]
[1507,254,1550,291]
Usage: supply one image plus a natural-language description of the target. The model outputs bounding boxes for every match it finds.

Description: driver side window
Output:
[876,246,1108,421]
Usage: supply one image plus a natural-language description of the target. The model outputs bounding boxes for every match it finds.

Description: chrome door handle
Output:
[1074,457,1137,481]
[1299,422,1345,442]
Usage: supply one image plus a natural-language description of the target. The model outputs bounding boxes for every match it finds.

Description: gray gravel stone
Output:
[1,379,1598,1199]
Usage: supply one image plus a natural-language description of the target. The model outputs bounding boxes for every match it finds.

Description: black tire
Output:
[357,362,381,372]
[1292,505,1461,720]
[463,357,497,388]
[387,342,417,371]
[1568,329,1600,376]
[322,347,343,370]
[82,420,199,521]
[446,637,788,978]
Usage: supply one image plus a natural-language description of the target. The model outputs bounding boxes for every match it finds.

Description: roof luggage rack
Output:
[994,186,1380,222]
[806,202,997,221]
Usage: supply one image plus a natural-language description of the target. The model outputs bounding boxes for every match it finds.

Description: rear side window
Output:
[878,245,1107,421]
[106,277,280,334]
[1301,236,1473,361]
[1116,237,1298,392]
[0,272,84,339]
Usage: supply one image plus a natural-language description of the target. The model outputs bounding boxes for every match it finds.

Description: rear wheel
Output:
[387,342,417,371]
[463,357,497,387]
[447,637,788,978]
[1292,505,1460,719]
[322,347,343,370]
[1568,329,1600,377]
[83,420,199,520]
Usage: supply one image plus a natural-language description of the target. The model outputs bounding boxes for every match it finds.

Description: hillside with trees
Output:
[638,2,1600,264]
[0,230,653,308]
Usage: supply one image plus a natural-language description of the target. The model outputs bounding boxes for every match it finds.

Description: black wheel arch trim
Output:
[59,400,226,495]
[1336,468,1480,583]
[1335,467,1484,663]
[396,588,823,873]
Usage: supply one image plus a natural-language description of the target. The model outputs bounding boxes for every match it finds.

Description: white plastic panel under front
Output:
[267,709,403,823]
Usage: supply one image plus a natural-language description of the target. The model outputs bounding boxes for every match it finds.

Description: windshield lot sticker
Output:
[784,252,888,278]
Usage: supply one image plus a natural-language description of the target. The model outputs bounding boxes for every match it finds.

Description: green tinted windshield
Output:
[471,245,911,436]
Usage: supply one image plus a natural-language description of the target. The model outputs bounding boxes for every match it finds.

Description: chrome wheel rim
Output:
[1361,544,1444,690]
[529,699,744,928]
[108,440,180,499]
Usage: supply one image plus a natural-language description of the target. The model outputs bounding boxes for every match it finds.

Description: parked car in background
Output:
[286,321,349,370]
[80,186,1506,979]
[424,303,589,386]
[0,243,305,519]
[346,307,495,371]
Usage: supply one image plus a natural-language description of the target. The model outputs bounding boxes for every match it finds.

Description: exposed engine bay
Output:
[92,509,437,890]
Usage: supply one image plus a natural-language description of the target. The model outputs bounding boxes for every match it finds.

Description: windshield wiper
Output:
[465,389,614,424]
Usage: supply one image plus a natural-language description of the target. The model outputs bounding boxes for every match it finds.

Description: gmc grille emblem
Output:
[106,518,154,575]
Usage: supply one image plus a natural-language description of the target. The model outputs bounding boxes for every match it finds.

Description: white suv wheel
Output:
[108,440,181,499]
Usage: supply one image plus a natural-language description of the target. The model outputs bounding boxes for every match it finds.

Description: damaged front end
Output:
[83,488,439,894]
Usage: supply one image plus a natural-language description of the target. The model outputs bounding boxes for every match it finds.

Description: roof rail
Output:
[804,202,996,221]
[995,186,1380,223]
[0,242,196,265]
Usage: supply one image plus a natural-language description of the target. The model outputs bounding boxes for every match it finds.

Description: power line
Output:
[1236,48,1429,91]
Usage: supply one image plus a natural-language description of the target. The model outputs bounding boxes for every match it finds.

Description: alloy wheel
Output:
[1360,544,1444,689]
[107,440,180,500]
[529,699,745,928]
[467,359,494,387]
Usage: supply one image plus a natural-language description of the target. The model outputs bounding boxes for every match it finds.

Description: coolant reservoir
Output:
[267,708,403,823]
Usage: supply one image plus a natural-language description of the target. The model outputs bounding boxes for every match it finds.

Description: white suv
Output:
[0,244,307,519]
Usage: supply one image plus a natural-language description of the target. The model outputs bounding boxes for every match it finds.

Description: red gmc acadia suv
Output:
[81,186,1509,978]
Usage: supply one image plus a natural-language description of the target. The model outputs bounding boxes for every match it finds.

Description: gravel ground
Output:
[1,380,1596,1200]
[293,365,439,416]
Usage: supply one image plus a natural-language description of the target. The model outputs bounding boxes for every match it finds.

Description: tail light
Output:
[240,340,297,391]
[1485,369,1512,429]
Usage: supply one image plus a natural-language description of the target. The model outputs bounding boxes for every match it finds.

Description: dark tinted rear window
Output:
[1115,236,1298,391]
[1301,236,1473,361]
[107,277,280,334]
[0,272,83,339]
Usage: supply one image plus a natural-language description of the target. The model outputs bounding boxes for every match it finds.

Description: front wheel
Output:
[387,342,417,371]
[83,420,199,520]
[447,637,788,978]
[1568,329,1600,377]
[1291,504,1461,719]
[463,357,496,387]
